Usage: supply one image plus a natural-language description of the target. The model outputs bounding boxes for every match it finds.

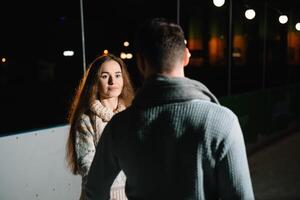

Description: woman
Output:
[66,53,134,200]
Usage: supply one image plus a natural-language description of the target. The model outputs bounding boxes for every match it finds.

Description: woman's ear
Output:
[183,47,191,67]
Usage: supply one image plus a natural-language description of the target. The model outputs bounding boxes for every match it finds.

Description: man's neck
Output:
[158,69,185,78]
[145,67,185,79]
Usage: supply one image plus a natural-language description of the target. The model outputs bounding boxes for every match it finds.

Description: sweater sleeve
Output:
[217,116,255,200]
[86,121,121,200]
[76,117,96,179]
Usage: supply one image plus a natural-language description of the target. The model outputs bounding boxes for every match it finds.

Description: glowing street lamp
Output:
[120,52,127,59]
[123,41,129,47]
[126,53,133,59]
[63,50,74,57]
[213,0,225,7]
[279,15,288,24]
[296,23,300,31]
[245,9,256,20]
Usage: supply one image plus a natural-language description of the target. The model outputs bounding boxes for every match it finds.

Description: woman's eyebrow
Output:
[100,71,122,74]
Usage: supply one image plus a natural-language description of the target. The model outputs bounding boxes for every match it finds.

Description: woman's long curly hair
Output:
[65,53,134,174]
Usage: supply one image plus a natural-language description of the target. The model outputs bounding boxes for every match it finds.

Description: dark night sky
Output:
[1,0,300,135]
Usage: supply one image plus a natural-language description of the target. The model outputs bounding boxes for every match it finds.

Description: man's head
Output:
[135,18,190,77]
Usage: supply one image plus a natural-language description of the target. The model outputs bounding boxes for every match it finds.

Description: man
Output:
[86,18,255,200]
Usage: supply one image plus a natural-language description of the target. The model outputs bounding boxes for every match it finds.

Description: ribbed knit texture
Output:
[76,100,127,200]
[86,75,255,200]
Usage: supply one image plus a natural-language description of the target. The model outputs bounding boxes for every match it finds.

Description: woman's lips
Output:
[108,86,119,90]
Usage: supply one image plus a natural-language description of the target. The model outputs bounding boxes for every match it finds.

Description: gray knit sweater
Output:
[86,75,255,200]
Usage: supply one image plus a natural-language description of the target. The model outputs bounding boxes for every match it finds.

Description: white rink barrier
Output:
[0,125,81,200]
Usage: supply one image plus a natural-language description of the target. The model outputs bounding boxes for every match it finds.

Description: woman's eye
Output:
[101,75,108,79]
[116,74,122,78]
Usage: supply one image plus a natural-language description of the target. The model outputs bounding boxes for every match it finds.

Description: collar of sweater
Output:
[133,75,219,107]
[90,100,126,122]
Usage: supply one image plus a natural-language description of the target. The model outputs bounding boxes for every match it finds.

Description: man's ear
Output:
[183,47,191,67]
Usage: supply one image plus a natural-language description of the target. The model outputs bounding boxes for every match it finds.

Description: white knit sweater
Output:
[75,100,127,200]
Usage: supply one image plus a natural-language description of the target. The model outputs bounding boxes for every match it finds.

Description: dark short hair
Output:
[135,18,186,72]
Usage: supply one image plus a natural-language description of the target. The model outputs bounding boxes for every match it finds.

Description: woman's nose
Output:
[108,76,114,85]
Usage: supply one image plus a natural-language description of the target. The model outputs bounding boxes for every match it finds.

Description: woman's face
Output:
[98,60,124,99]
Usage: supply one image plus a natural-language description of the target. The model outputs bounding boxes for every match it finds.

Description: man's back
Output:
[86,76,254,200]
